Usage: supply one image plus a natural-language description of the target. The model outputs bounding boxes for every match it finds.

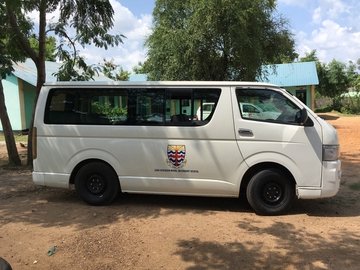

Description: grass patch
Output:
[348,183,360,191]
[0,132,28,142]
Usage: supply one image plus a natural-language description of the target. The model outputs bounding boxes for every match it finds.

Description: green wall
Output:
[286,86,311,107]
[23,81,37,129]
[0,76,36,131]
[0,75,21,131]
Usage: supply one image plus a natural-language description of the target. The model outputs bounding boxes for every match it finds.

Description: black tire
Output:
[0,257,12,270]
[75,162,120,205]
[246,169,295,215]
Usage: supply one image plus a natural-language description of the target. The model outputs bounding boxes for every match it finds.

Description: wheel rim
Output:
[262,182,283,204]
[86,174,106,195]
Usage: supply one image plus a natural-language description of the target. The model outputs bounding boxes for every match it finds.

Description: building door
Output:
[296,89,307,105]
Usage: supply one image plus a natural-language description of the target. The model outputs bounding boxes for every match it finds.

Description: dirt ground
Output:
[0,114,359,270]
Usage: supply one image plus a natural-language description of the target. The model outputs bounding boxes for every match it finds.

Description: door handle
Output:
[238,128,254,137]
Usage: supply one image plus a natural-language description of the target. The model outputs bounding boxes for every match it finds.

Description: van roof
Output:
[43,81,278,88]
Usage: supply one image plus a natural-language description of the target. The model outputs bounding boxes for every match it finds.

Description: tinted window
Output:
[132,89,165,124]
[45,88,221,126]
[236,88,302,125]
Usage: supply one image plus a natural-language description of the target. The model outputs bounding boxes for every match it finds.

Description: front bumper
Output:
[297,160,341,199]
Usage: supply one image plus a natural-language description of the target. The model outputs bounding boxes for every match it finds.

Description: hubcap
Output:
[263,182,282,203]
[86,174,105,195]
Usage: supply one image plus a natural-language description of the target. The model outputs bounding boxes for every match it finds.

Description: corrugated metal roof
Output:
[129,74,148,81]
[12,58,112,86]
[260,61,319,87]
[12,59,318,87]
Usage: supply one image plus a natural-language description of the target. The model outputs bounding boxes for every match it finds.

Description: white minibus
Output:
[32,81,341,215]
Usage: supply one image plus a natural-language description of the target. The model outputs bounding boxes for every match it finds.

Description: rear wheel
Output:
[246,169,295,215]
[75,162,119,205]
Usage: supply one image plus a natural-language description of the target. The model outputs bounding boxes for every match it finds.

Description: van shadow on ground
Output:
[174,219,360,270]
[0,170,358,233]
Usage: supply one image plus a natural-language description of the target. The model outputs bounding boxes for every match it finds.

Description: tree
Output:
[100,59,130,81]
[3,0,123,164]
[144,0,296,81]
[346,60,360,91]
[29,35,57,61]
[0,3,56,166]
[317,60,350,110]
[299,50,359,111]
[0,54,23,166]
[299,49,319,63]
[0,3,30,166]
[300,50,352,98]
[299,50,327,96]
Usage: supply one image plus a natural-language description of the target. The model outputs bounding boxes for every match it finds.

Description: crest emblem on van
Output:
[167,145,187,168]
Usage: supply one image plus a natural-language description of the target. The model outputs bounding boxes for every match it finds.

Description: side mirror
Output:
[296,108,308,125]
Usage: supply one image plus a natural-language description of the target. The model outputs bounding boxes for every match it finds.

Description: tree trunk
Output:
[0,80,22,166]
[26,58,46,166]
[26,0,47,166]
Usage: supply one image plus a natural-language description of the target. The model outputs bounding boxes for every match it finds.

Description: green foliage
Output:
[300,51,360,114]
[144,0,296,81]
[0,3,29,165]
[116,68,130,81]
[100,59,130,81]
[133,62,145,74]
[53,52,101,81]
[91,102,127,119]
[302,51,351,100]
[48,0,125,81]
[4,0,124,83]
[0,132,27,142]
[299,50,319,63]
[0,41,16,78]
[0,3,29,78]
[340,94,360,114]
[314,106,333,113]
[324,60,349,97]
[2,0,125,165]
[29,35,57,61]
[56,0,124,49]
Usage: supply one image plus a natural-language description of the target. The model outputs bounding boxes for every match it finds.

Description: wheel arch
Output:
[66,148,121,185]
[69,158,119,187]
[240,162,296,196]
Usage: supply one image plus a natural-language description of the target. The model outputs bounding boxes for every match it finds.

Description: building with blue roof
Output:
[260,61,319,109]
[129,74,148,81]
[1,59,112,131]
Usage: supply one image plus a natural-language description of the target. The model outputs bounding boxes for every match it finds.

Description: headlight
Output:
[323,145,340,161]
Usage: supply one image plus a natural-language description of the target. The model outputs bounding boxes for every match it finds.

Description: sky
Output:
[30,0,360,71]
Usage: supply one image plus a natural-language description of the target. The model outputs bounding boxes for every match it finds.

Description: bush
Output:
[315,94,360,115]
[314,105,333,113]
[341,96,360,114]
[315,95,333,112]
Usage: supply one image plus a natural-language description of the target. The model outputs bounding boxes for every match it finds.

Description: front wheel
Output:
[246,169,295,215]
[75,162,120,205]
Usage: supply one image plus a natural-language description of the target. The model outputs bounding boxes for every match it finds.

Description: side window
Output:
[45,91,79,124]
[90,90,128,125]
[133,89,165,125]
[45,88,128,125]
[166,89,193,125]
[194,90,219,122]
[236,88,301,125]
[45,87,221,126]
[166,88,220,126]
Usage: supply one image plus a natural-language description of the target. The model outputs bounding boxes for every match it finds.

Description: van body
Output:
[32,81,341,215]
